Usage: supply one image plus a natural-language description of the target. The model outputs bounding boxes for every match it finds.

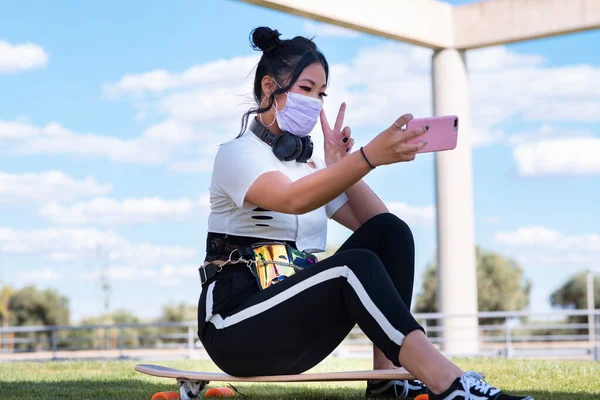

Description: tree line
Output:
[0,287,196,352]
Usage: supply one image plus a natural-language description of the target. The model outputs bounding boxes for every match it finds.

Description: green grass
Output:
[1,357,599,399]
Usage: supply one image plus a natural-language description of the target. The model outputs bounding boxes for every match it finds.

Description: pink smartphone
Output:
[405,115,459,153]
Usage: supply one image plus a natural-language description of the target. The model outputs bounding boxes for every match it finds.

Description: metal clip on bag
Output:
[237,242,318,291]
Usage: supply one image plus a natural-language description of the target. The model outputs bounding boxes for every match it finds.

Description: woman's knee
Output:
[332,248,383,271]
[365,213,414,241]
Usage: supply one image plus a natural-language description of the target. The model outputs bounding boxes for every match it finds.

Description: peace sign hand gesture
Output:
[320,102,354,166]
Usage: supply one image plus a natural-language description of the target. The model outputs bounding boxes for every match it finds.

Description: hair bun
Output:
[251,27,283,54]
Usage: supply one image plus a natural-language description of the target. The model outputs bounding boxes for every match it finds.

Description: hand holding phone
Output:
[361,114,459,168]
[405,115,459,153]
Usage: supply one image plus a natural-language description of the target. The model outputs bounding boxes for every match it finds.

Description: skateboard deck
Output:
[135,363,416,382]
[137,364,484,399]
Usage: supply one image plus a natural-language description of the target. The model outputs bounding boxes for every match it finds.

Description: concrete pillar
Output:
[432,49,479,355]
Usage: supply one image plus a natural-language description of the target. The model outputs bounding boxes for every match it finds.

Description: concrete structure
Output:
[431,48,479,353]
[236,0,600,354]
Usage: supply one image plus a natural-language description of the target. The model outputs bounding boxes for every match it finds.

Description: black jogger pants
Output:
[197,213,424,376]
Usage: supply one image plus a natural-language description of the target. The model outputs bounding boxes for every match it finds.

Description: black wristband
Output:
[360,147,376,169]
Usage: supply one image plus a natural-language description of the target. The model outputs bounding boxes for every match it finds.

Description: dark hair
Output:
[238,27,330,137]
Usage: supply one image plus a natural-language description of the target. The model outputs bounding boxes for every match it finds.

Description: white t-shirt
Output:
[207,128,348,253]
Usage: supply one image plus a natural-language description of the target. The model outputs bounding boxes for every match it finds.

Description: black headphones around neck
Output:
[250,118,313,163]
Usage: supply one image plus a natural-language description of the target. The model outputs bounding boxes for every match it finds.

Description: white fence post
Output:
[504,319,513,359]
[51,329,57,360]
[187,325,195,359]
[594,314,599,362]
[118,328,125,359]
[587,271,596,361]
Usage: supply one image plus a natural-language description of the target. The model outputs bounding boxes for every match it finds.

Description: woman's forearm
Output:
[289,151,372,214]
[247,149,381,215]
[345,179,389,223]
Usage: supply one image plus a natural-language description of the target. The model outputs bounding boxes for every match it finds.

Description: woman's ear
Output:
[261,75,276,98]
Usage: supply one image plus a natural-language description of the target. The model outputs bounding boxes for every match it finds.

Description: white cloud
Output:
[141,119,199,145]
[507,124,563,147]
[104,69,173,97]
[496,226,600,253]
[40,41,588,178]
[0,40,48,74]
[10,122,163,164]
[496,226,564,247]
[108,243,197,266]
[320,43,433,134]
[513,136,600,177]
[158,85,254,127]
[1,119,217,167]
[501,124,600,177]
[105,63,257,136]
[103,55,259,98]
[0,171,111,205]
[16,268,61,284]
[0,227,197,265]
[5,41,596,176]
[0,121,42,139]
[386,202,435,226]
[168,159,215,174]
[0,226,120,258]
[495,226,600,269]
[81,263,198,287]
[510,252,596,271]
[47,252,78,262]
[43,55,264,170]
[467,58,600,126]
[315,43,600,150]
[39,197,202,225]
[467,46,545,72]
[471,127,505,148]
[198,194,210,208]
[303,21,361,38]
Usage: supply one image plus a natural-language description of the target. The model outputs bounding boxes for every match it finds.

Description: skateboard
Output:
[136,363,419,399]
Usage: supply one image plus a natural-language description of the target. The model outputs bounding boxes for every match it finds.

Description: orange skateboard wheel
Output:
[218,387,235,397]
[151,391,180,400]
[204,387,235,398]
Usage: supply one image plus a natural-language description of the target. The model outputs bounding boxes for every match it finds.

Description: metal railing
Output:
[1,309,599,362]
[0,321,200,360]
[415,309,600,361]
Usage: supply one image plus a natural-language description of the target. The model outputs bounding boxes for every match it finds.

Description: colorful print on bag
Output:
[250,242,317,290]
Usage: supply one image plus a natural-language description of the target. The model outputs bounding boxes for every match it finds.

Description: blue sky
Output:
[1,0,599,323]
